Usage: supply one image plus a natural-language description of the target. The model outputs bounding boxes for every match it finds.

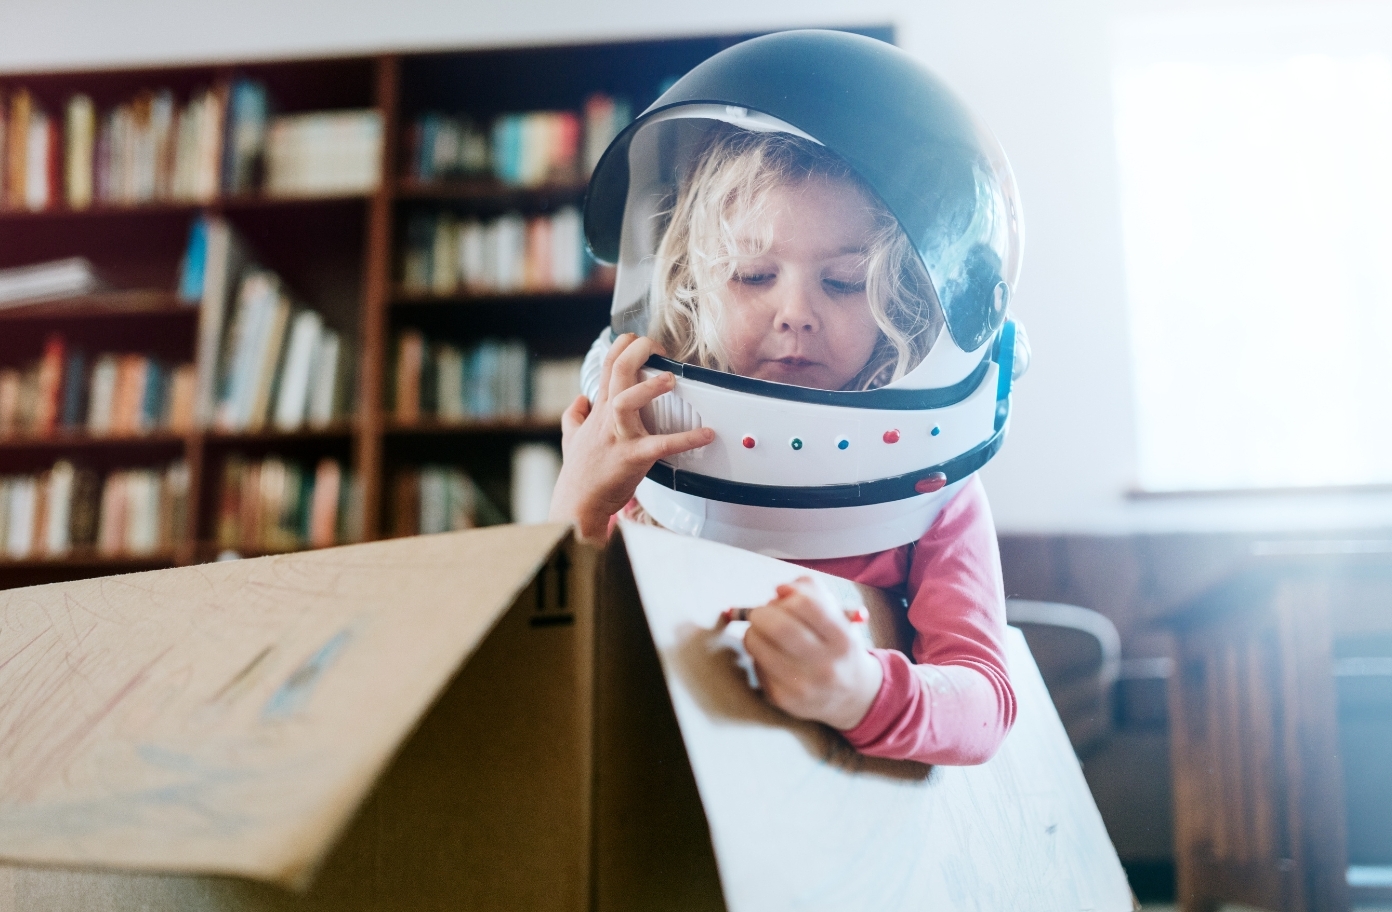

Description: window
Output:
[1112,5,1392,492]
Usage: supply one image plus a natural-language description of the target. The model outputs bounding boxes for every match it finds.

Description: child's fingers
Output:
[637,426,716,462]
[610,371,674,438]
[560,394,590,437]
[779,591,853,650]
[746,602,825,661]
[607,335,655,404]
[595,333,636,406]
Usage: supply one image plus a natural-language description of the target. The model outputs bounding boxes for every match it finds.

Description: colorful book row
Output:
[0,81,380,212]
[400,206,595,296]
[392,331,581,424]
[407,93,631,187]
[179,217,356,433]
[0,334,195,440]
[0,459,189,560]
[389,464,505,538]
[216,455,362,553]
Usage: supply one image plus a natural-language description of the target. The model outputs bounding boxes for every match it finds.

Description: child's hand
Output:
[548,333,715,542]
[742,577,884,731]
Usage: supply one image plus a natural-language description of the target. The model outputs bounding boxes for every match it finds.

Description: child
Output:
[550,127,1016,767]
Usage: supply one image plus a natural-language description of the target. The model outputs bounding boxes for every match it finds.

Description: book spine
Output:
[5,90,30,210]
[65,94,95,209]
[394,330,424,424]
[34,333,64,437]
[45,460,75,556]
[60,349,86,431]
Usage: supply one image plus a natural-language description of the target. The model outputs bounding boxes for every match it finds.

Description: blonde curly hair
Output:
[646,127,943,390]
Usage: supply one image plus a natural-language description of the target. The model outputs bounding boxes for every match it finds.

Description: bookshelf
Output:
[0,28,892,589]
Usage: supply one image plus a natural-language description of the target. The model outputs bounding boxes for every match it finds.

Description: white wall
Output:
[4,0,1389,534]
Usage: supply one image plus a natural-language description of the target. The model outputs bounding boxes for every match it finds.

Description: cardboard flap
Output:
[617,521,1134,912]
[0,523,571,888]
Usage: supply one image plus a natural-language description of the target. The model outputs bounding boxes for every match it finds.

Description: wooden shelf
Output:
[195,542,315,561]
[394,177,588,205]
[0,190,370,223]
[0,430,188,451]
[0,549,177,569]
[0,290,194,323]
[204,424,357,444]
[391,283,613,306]
[387,418,562,435]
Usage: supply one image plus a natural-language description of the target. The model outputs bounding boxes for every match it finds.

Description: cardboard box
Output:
[0,521,1134,911]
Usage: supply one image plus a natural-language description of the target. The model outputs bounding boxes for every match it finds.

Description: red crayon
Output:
[721,606,867,624]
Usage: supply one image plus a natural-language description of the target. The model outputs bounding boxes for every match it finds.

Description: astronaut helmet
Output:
[580,29,1026,559]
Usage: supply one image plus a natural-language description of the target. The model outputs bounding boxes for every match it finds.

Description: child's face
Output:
[720,178,881,391]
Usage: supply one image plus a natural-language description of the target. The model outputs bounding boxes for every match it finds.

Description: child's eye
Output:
[823,277,867,295]
[733,271,776,286]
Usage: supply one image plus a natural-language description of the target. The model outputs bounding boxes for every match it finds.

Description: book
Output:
[435,344,465,423]
[272,309,322,430]
[216,269,276,431]
[530,357,583,419]
[584,94,622,175]
[431,215,457,294]
[69,467,100,549]
[307,330,349,428]
[0,257,102,307]
[165,364,196,433]
[391,468,418,537]
[403,207,591,296]
[44,460,75,556]
[394,330,424,424]
[97,471,126,555]
[5,90,31,210]
[124,470,161,555]
[308,458,341,548]
[139,360,165,432]
[6,477,37,558]
[338,469,364,544]
[265,110,382,196]
[178,217,209,302]
[0,369,18,437]
[33,334,64,437]
[216,457,246,549]
[60,348,86,430]
[511,443,561,524]
[223,79,268,195]
[25,107,53,211]
[245,292,291,430]
[193,217,252,426]
[86,354,118,436]
[111,354,146,435]
[161,461,190,549]
[65,94,96,209]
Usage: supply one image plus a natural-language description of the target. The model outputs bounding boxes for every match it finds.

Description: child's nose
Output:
[773,279,822,332]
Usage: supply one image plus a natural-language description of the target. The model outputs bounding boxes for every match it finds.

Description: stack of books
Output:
[0,258,103,308]
[0,334,195,439]
[216,455,362,553]
[390,464,504,537]
[392,331,580,425]
[180,218,355,433]
[264,110,382,197]
[0,81,381,211]
[399,206,594,295]
[0,458,188,560]
[405,92,631,187]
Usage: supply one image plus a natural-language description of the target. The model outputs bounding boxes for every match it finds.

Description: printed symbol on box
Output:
[532,550,574,626]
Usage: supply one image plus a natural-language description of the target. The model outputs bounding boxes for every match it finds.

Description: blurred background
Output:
[0,0,1388,909]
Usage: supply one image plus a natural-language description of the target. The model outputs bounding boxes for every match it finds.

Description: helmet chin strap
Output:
[633,476,966,561]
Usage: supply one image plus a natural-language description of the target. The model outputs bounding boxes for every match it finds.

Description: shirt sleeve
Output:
[840,476,1017,765]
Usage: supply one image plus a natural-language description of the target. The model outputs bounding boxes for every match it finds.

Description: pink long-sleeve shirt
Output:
[793,475,1016,765]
